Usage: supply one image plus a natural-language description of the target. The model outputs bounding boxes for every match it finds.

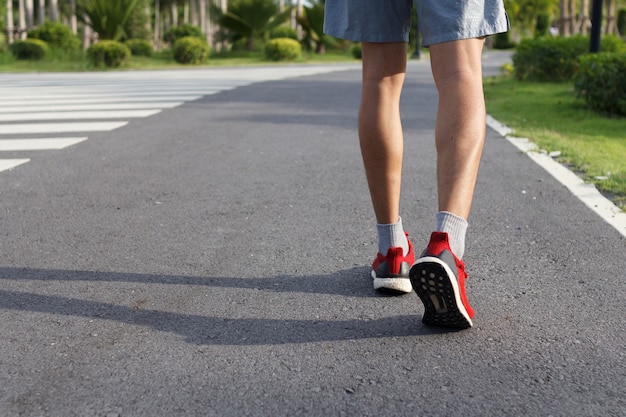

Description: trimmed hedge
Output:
[164,24,203,45]
[88,40,131,68]
[574,52,626,116]
[513,35,625,82]
[28,21,80,50]
[173,36,210,64]
[269,25,298,40]
[513,36,589,81]
[10,39,48,60]
[0,33,7,53]
[125,39,153,57]
[264,38,301,61]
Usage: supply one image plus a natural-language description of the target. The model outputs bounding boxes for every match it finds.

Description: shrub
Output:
[88,40,131,67]
[10,39,48,60]
[125,38,153,57]
[618,8,626,37]
[264,38,301,61]
[164,24,203,45]
[351,43,362,59]
[535,13,550,38]
[0,32,7,53]
[574,52,626,116]
[493,31,515,49]
[269,25,298,40]
[513,35,625,82]
[28,21,80,50]
[173,36,210,64]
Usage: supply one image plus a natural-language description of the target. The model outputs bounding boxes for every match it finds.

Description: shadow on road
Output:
[0,267,459,346]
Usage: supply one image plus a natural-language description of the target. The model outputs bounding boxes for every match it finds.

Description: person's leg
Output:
[360,42,414,293]
[430,38,486,222]
[359,42,407,226]
[409,38,486,328]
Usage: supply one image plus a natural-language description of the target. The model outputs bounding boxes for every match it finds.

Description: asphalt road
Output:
[0,52,624,417]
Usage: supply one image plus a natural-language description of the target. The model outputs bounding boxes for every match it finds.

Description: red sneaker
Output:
[371,233,414,294]
[409,232,474,329]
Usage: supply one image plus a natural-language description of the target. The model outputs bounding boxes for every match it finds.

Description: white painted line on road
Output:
[0,96,202,107]
[0,121,128,135]
[0,90,225,100]
[0,109,161,122]
[0,158,29,172]
[0,137,88,151]
[0,102,183,113]
[487,115,626,238]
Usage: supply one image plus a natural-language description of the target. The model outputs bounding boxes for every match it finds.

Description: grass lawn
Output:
[483,75,626,209]
[0,48,358,72]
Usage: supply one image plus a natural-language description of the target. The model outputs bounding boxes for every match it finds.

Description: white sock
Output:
[436,211,468,259]
[376,217,409,256]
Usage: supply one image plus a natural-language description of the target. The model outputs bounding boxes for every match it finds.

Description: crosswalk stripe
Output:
[0,102,183,113]
[0,110,161,122]
[0,137,88,151]
[0,122,128,135]
[0,90,226,100]
[0,158,30,172]
[0,96,202,106]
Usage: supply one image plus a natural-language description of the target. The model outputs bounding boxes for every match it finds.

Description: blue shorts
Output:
[323,0,509,46]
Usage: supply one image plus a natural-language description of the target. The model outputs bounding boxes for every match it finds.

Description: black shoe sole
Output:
[409,259,472,329]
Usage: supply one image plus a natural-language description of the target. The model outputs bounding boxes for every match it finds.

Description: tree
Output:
[212,0,291,50]
[78,0,140,40]
[296,0,327,53]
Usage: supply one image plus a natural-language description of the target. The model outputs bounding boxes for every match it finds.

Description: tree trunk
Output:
[69,0,77,34]
[6,0,14,44]
[171,2,178,27]
[82,14,92,49]
[199,0,206,36]
[605,0,617,34]
[190,0,198,26]
[24,0,34,28]
[153,0,161,49]
[49,0,59,22]
[568,0,576,35]
[559,0,570,36]
[184,0,189,23]
[37,0,44,25]
[579,0,590,34]
[18,0,27,40]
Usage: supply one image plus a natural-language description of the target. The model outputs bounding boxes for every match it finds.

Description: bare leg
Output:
[359,42,407,225]
[429,38,486,220]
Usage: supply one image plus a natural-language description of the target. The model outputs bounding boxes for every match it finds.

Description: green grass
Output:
[0,48,358,72]
[483,75,626,209]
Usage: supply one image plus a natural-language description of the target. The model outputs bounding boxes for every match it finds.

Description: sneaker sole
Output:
[372,272,413,294]
[409,257,473,329]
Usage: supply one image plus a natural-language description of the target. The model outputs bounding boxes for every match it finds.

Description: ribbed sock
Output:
[436,211,468,259]
[376,217,409,257]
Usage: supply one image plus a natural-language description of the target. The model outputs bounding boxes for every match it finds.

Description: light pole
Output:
[590,0,603,52]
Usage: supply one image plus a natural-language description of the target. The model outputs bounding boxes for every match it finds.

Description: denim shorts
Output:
[323,0,509,46]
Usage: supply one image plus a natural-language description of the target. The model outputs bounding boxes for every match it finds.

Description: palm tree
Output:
[212,0,291,50]
[78,0,140,40]
[297,0,326,53]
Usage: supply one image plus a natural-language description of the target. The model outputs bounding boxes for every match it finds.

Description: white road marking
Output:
[0,137,88,151]
[0,158,30,172]
[487,115,626,238]
[0,109,161,122]
[0,102,183,113]
[0,122,128,135]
